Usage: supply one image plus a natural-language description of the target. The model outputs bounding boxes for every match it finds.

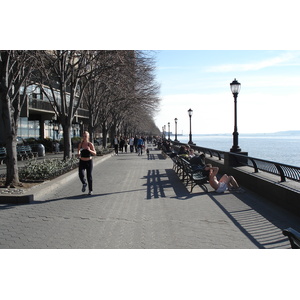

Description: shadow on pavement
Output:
[162,168,294,249]
[31,188,146,204]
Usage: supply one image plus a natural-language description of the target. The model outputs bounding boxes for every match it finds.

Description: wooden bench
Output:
[0,147,7,164]
[180,157,209,192]
[17,145,29,160]
[171,154,183,177]
[282,227,300,249]
[24,145,38,158]
[172,155,209,193]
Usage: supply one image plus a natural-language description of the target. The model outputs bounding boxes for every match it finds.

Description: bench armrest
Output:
[282,227,300,249]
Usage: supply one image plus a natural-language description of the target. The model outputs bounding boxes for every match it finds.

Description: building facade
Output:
[0,83,89,144]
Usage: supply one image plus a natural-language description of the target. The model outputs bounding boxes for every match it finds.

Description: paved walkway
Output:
[0,144,299,249]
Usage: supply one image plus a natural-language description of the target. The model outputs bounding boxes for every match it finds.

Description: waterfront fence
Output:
[172,141,300,183]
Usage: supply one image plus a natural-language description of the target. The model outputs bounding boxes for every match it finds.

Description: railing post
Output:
[275,164,286,182]
[225,152,248,168]
[249,158,259,173]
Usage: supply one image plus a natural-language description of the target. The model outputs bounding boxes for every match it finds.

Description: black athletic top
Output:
[80,143,92,158]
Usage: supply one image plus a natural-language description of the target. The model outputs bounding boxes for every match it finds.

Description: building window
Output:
[18,118,40,140]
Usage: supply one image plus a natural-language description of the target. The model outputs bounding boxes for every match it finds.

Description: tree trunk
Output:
[102,123,108,148]
[88,124,95,145]
[62,124,72,159]
[0,60,20,187]
[1,96,20,187]
[5,137,19,187]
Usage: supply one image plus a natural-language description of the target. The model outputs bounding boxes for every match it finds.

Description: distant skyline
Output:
[154,50,300,135]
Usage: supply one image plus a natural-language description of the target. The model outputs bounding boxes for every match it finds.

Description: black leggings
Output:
[79,159,93,192]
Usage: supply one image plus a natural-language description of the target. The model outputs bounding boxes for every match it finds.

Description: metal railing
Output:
[172,141,300,182]
[231,153,300,182]
[29,98,53,111]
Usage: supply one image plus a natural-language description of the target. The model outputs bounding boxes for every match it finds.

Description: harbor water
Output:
[173,132,300,167]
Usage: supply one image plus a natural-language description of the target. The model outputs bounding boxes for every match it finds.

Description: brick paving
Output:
[0,145,299,249]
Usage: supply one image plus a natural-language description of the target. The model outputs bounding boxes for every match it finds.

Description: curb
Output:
[0,194,34,205]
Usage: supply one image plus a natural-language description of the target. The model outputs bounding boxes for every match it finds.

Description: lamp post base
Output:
[230,146,242,153]
[231,131,241,152]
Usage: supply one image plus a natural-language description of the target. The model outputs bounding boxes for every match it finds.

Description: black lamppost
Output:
[230,78,241,152]
[168,122,170,140]
[188,108,194,145]
[174,118,178,142]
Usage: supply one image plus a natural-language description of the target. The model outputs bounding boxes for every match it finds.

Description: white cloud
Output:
[205,51,300,73]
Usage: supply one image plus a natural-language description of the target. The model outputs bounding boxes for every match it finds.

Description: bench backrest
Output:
[24,145,33,152]
[17,145,27,152]
[0,147,6,155]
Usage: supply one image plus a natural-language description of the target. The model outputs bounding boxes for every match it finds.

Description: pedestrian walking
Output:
[113,135,119,155]
[119,136,125,153]
[124,137,128,153]
[134,135,138,153]
[137,136,144,156]
[78,131,96,195]
[129,136,134,153]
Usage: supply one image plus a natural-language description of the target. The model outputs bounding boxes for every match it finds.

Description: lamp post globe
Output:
[188,108,194,145]
[230,78,241,152]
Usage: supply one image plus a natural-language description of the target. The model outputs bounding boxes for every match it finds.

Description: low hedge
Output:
[19,157,79,181]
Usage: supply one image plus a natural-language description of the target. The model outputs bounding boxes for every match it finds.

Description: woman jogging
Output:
[78,131,96,195]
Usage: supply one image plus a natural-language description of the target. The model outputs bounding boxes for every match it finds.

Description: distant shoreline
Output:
[171,130,300,137]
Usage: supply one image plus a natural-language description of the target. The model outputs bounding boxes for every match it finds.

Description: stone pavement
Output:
[0,144,300,249]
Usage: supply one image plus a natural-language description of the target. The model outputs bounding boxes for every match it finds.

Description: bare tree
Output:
[36,50,98,159]
[81,51,122,144]
[0,50,36,187]
[82,50,161,146]
[117,51,160,136]
[108,51,160,139]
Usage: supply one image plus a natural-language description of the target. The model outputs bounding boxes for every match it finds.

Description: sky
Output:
[4,2,300,136]
[154,50,300,135]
